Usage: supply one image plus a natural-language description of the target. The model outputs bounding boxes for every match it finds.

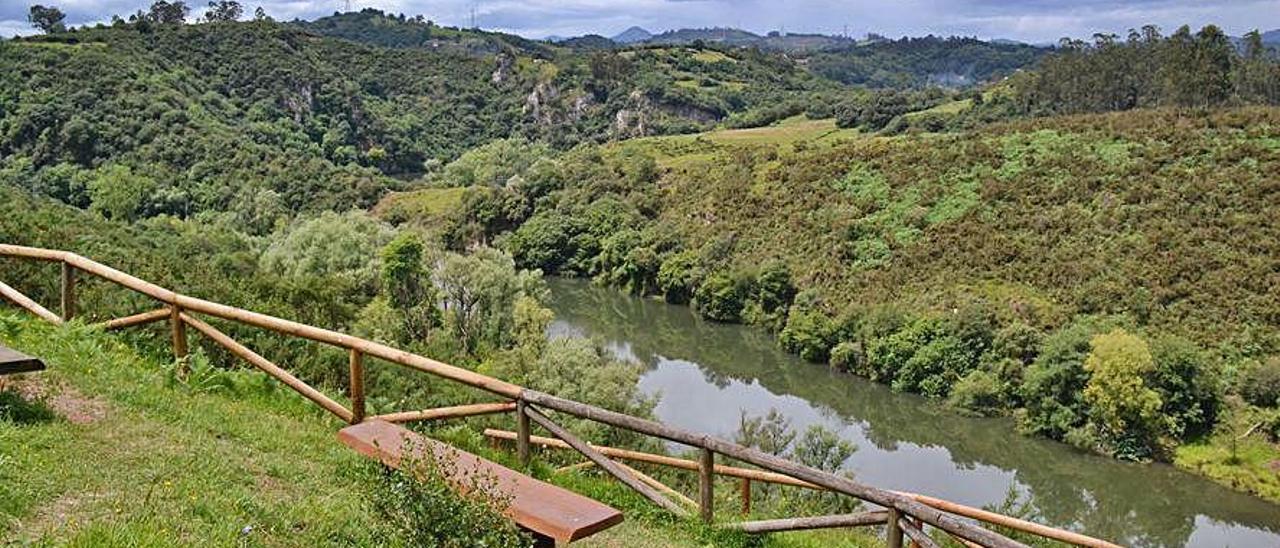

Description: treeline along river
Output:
[545,278,1280,548]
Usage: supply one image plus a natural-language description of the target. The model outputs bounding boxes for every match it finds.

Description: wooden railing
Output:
[0,244,1123,548]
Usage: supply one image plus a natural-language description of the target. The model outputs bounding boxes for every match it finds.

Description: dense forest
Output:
[2,1,1280,512]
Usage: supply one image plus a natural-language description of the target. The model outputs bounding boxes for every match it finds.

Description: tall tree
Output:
[1191,25,1235,107]
[204,0,242,22]
[148,1,189,24]
[27,4,66,34]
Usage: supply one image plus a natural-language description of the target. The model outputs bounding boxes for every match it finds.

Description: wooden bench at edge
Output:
[338,420,624,545]
[0,345,45,376]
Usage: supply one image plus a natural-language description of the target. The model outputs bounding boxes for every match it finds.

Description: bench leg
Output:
[529,531,556,548]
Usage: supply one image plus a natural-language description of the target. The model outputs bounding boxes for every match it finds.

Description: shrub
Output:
[504,211,584,273]
[829,341,865,375]
[793,424,856,472]
[693,270,752,322]
[949,369,1004,416]
[894,334,976,398]
[1018,316,1120,439]
[1081,329,1167,460]
[656,250,702,304]
[1150,335,1221,440]
[1240,358,1280,408]
[369,447,531,548]
[780,308,838,362]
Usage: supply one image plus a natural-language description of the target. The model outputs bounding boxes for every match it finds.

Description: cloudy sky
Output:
[1,0,1277,43]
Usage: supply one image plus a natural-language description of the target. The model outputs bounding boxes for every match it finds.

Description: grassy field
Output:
[0,313,882,547]
[619,116,862,170]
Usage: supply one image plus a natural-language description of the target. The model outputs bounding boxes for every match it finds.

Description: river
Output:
[545,278,1280,548]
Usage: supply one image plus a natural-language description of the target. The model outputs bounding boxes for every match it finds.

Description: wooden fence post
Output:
[740,477,751,515]
[699,447,714,523]
[170,305,187,358]
[60,262,76,322]
[516,399,531,467]
[887,508,904,548]
[348,348,365,424]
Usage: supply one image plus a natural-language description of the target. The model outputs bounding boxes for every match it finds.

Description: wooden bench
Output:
[0,345,45,376]
[338,420,623,546]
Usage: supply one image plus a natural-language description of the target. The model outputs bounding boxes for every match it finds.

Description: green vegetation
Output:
[4,0,1280,529]
[436,106,1280,499]
[807,36,1046,88]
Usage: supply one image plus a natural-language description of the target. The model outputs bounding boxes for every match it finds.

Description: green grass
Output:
[0,313,885,546]
[1174,436,1280,504]
[622,116,862,169]
[0,315,383,545]
[372,186,469,225]
[691,50,734,63]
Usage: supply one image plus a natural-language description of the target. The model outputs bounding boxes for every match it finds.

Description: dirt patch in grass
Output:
[2,376,108,424]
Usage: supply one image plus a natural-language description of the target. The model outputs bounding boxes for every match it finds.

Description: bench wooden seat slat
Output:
[0,345,44,375]
[338,420,623,544]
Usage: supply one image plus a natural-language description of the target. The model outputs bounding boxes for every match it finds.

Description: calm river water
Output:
[545,277,1280,548]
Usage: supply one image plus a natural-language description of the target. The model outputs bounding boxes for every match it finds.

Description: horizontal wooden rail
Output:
[0,244,523,399]
[725,510,888,533]
[485,428,817,488]
[180,312,353,423]
[0,280,62,325]
[96,308,171,331]
[898,493,1121,548]
[0,244,1121,548]
[371,402,516,424]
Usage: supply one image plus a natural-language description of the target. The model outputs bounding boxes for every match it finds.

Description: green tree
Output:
[435,247,544,353]
[204,0,243,22]
[27,4,66,33]
[149,1,190,24]
[86,165,157,222]
[1082,329,1166,458]
[379,232,441,342]
[260,210,392,286]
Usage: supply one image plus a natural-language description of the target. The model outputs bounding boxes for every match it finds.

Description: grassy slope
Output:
[0,314,880,547]
[641,108,1280,347]
[0,316,381,545]
[586,108,1280,502]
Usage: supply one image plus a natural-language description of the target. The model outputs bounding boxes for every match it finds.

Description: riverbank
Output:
[546,277,1280,547]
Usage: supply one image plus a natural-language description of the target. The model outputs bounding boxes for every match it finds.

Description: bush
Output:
[1018,316,1121,439]
[369,448,531,548]
[1150,335,1220,440]
[693,271,752,322]
[504,211,585,273]
[656,250,702,304]
[779,308,838,362]
[1240,358,1280,408]
[829,341,865,374]
[949,369,1004,416]
[1081,329,1167,460]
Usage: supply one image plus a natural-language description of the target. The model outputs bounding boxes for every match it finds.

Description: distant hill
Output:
[559,34,615,49]
[807,35,1048,88]
[1264,29,1280,44]
[646,27,763,47]
[294,9,554,58]
[612,26,652,44]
